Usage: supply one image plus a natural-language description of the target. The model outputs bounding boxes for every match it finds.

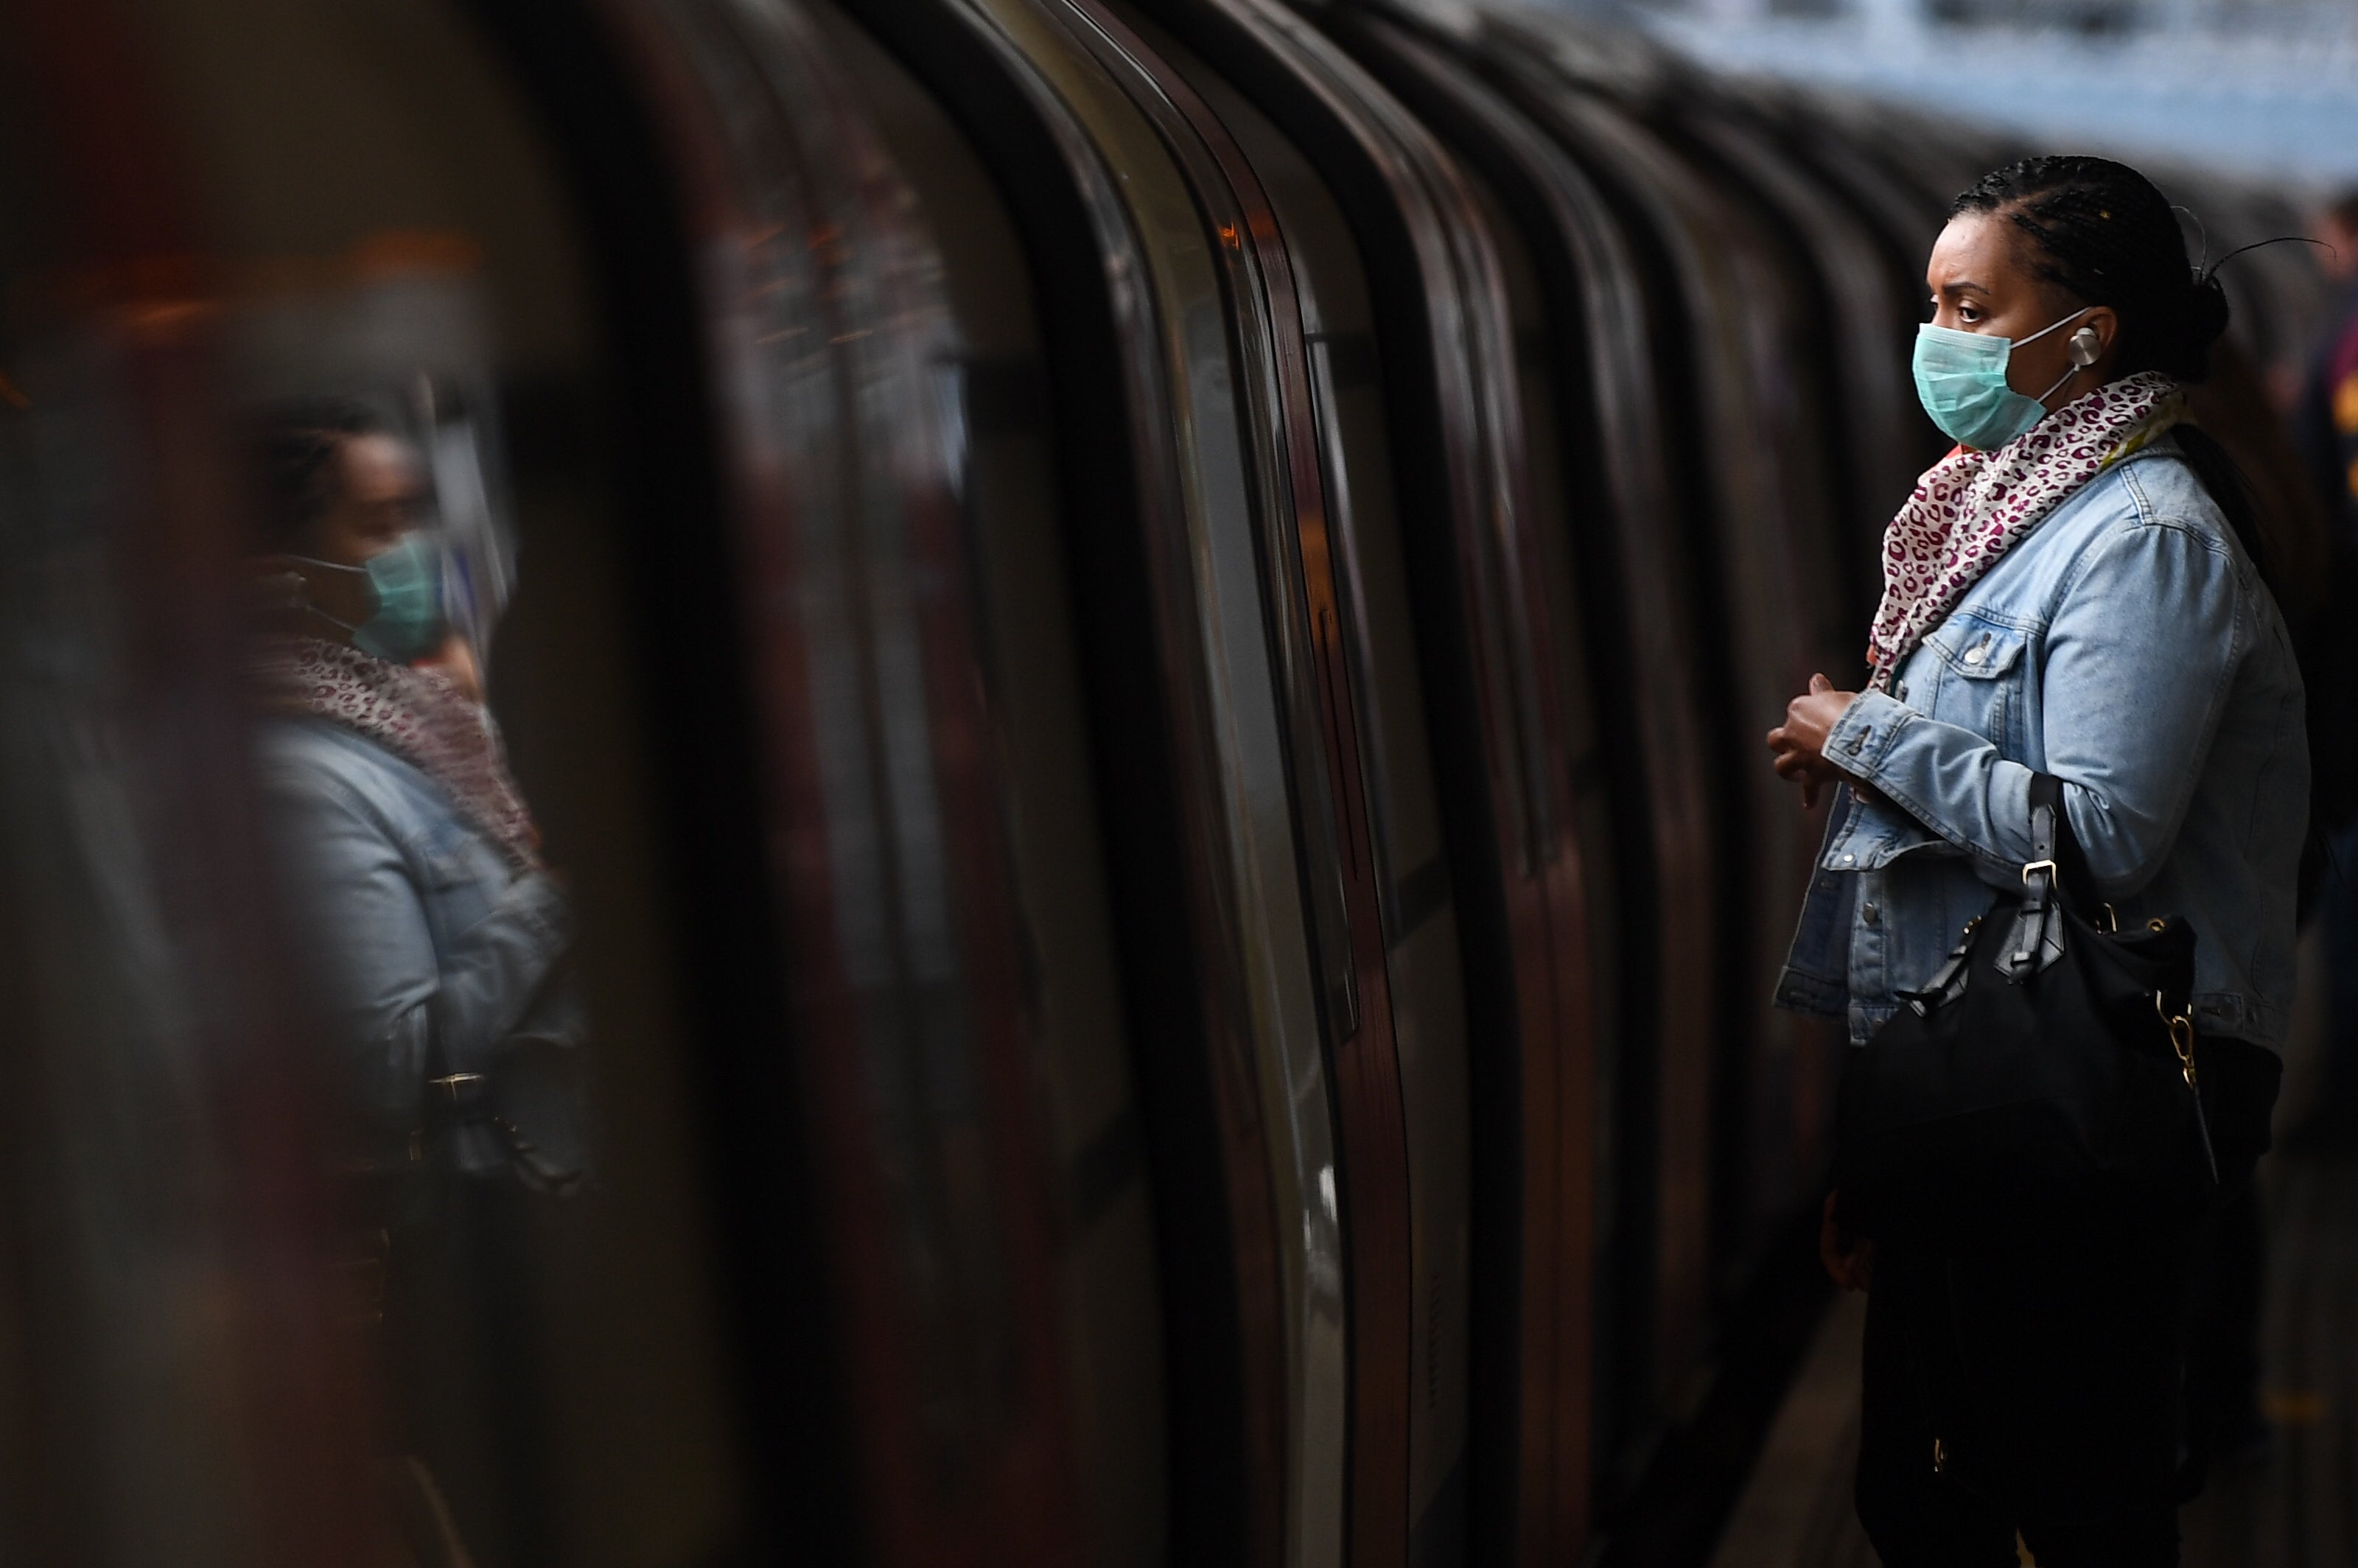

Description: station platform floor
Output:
[1705,1144,2358,1567]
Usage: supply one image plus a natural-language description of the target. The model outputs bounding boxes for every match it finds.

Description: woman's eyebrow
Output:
[1939,278,1989,297]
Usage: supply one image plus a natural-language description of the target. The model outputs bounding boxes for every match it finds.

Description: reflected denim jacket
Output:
[1776,435,2307,1050]
[256,715,587,1185]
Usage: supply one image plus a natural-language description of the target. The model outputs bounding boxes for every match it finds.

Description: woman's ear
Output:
[2077,306,2121,366]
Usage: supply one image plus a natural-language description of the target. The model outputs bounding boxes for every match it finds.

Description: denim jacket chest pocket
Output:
[410,816,505,946]
[1914,616,2032,755]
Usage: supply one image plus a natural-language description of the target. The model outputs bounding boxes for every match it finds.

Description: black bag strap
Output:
[2024,772,2102,916]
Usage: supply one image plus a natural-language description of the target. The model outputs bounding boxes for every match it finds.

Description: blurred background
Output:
[1639,0,2358,186]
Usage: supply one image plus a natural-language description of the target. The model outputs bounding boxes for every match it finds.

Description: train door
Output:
[1094,13,1500,1560]
[1768,108,1956,497]
[830,0,1437,1563]
[1477,15,1823,1373]
[1314,8,1722,1527]
[1640,94,1886,1233]
[801,10,1177,1564]
[1035,15,1435,1557]
[1105,2,1606,1563]
[1670,103,1905,631]
[1255,23,1622,1551]
[571,1,1134,1561]
[1429,116,1612,1558]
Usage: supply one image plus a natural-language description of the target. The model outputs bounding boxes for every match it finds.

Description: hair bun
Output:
[2186,271,2231,349]
[2149,271,2232,381]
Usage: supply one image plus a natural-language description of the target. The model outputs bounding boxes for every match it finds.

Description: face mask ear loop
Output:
[281,586,367,641]
[272,554,371,638]
[2033,363,2084,405]
[280,552,370,578]
[2014,305,2093,351]
[2017,307,2094,407]
[308,608,368,639]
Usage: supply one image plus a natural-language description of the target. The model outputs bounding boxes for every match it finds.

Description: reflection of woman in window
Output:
[246,397,584,1568]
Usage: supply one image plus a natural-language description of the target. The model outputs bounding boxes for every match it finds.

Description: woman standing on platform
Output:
[1767,157,2301,1567]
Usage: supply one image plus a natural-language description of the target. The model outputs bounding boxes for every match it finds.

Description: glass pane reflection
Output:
[0,4,744,1565]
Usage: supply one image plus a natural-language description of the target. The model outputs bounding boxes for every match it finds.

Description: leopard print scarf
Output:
[254,636,541,867]
[1869,371,2183,689]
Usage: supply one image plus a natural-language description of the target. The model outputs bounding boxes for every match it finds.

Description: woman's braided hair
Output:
[1951,155,2230,383]
[253,395,387,553]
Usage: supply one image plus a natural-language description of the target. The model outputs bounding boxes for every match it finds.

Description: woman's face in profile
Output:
[306,433,426,569]
[270,433,425,632]
[1926,212,2114,401]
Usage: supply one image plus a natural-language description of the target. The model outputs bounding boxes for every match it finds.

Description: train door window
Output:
[1455,153,1625,1129]
[0,3,745,1564]
[1097,14,1480,1554]
[807,7,1173,1564]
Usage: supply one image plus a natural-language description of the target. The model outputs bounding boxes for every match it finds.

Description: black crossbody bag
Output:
[1835,774,2218,1246]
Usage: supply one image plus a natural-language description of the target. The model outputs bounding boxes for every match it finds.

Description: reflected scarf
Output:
[1868,371,2183,690]
[255,636,542,867]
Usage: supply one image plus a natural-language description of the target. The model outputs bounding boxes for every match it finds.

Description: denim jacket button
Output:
[1845,729,1867,755]
[1894,679,1908,702]
[1841,853,1856,865]
[1862,902,1881,927]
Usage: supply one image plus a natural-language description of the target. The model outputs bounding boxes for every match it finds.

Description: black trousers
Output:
[385,1177,560,1568]
[1853,1039,2281,1568]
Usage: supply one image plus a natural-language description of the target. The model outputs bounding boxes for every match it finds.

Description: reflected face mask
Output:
[1911,308,2091,451]
[293,533,449,662]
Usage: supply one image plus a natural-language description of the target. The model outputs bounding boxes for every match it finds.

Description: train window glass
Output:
[0,2,744,1564]
[931,9,1361,1558]
[1099,10,1483,1542]
[809,7,1172,1565]
[1462,163,1626,1072]
[1124,12,1447,932]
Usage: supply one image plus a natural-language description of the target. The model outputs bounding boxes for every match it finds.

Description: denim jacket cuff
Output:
[1827,689,1909,782]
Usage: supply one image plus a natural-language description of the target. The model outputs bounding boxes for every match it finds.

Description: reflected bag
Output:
[1835,774,2217,1247]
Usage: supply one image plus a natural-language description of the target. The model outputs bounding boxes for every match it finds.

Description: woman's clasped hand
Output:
[1766,672,1858,810]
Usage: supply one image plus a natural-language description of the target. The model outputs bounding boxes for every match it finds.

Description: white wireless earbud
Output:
[2068,325,2102,368]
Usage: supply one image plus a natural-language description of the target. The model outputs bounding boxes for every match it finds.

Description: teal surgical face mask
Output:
[1911,308,2093,451]
[292,533,449,661]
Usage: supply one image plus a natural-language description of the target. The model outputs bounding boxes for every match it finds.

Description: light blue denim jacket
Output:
[255,715,589,1186]
[1776,433,2308,1050]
